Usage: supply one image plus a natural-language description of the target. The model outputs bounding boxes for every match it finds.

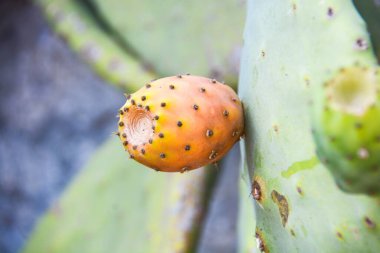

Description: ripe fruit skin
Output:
[117,75,244,172]
[312,66,380,194]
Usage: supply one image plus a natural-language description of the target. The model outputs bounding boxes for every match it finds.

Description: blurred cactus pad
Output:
[35,0,246,91]
[23,0,380,253]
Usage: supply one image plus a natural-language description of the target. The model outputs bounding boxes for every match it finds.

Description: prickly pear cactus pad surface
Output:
[22,138,214,253]
[238,0,380,252]
[313,66,380,194]
[117,75,244,172]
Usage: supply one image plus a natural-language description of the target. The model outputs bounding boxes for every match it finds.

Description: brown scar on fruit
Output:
[209,150,218,160]
[180,167,189,173]
[271,190,289,227]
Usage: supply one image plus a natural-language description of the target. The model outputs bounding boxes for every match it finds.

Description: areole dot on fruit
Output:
[116,75,244,173]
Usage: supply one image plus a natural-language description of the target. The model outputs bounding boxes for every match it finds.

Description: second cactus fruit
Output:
[312,66,380,194]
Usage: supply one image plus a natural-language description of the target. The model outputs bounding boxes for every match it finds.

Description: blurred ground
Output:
[0,1,239,252]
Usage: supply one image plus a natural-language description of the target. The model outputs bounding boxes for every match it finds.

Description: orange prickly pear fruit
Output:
[117,75,244,172]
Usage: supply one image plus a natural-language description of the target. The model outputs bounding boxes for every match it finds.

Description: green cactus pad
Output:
[238,0,380,252]
[88,0,245,86]
[313,66,380,194]
[22,138,214,253]
[35,0,156,91]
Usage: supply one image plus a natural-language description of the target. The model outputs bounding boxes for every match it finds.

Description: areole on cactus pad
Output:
[117,75,244,172]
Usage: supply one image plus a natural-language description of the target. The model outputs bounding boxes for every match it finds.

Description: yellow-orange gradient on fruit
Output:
[117,75,244,172]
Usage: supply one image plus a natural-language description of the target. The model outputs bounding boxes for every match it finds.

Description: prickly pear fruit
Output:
[312,66,380,194]
[117,75,244,172]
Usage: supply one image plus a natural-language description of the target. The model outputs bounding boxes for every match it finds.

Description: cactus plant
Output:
[117,75,244,172]
[238,0,380,252]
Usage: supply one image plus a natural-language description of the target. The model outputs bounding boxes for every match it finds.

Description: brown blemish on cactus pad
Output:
[296,186,303,196]
[120,106,154,147]
[290,229,296,237]
[364,216,376,229]
[336,231,344,240]
[251,180,262,202]
[255,228,269,253]
[292,3,297,11]
[251,176,265,203]
[271,190,289,227]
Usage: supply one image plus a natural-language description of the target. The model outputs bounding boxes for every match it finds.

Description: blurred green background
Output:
[0,0,245,252]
